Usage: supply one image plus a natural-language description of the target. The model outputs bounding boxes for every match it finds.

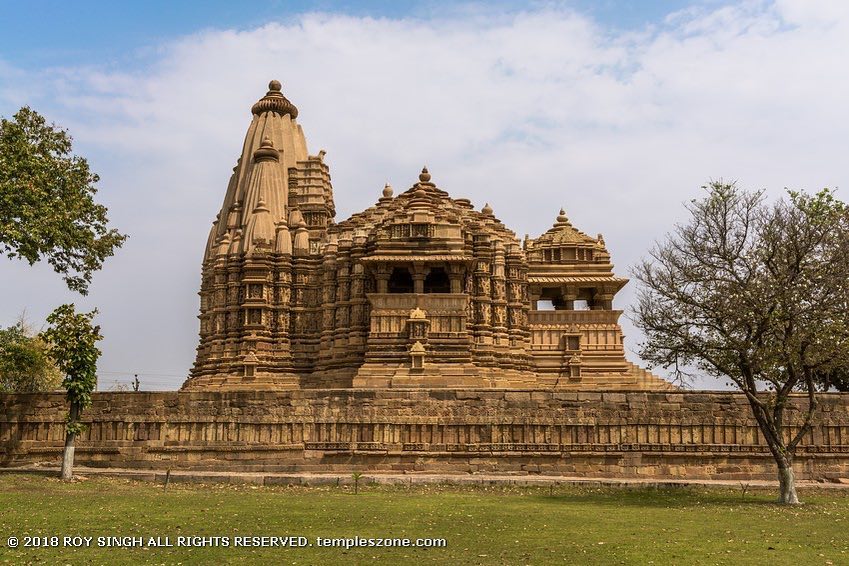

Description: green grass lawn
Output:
[0,474,847,565]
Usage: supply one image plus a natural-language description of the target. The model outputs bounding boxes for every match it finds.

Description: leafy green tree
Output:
[0,107,127,295]
[41,304,102,480]
[633,182,849,504]
[0,315,62,392]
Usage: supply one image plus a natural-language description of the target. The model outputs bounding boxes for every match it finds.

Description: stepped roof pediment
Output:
[329,167,522,258]
[534,209,598,247]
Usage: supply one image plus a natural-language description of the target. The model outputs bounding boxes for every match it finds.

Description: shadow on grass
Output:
[525,487,788,509]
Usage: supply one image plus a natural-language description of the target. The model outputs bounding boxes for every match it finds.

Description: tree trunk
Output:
[777,464,800,505]
[60,403,79,481]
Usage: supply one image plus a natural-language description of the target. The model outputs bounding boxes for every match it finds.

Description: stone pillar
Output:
[596,287,614,310]
[471,235,494,364]
[561,288,577,311]
[448,263,465,294]
[349,236,369,355]
[506,244,531,360]
[334,252,352,346]
[318,242,337,365]
[225,258,243,370]
[491,240,510,348]
[375,264,391,294]
[412,264,426,294]
[271,251,293,373]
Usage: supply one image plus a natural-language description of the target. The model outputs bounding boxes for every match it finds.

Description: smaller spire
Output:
[419,166,431,183]
[216,232,231,256]
[253,136,279,163]
[289,208,305,227]
[245,196,275,248]
[275,221,292,255]
[227,201,242,230]
[229,229,243,255]
[293,218,310,256]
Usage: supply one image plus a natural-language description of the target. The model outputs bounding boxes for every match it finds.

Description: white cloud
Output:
[1,1,848,389]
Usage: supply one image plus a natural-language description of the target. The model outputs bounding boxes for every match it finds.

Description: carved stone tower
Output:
[185,81,334,389]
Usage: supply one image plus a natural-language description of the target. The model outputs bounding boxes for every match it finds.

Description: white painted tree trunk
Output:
[778,466,800,505]
[60,403,80,481]
[60,434,75,480]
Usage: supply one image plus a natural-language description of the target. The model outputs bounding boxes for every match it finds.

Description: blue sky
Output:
[1,1,721,67]
[1,1,847,390]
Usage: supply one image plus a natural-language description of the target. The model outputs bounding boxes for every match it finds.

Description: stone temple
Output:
[182,81,672,391]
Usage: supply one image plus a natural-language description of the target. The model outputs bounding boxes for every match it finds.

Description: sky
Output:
[1,0,847,391]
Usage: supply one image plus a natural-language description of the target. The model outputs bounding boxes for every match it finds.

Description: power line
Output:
[98,370,188,378]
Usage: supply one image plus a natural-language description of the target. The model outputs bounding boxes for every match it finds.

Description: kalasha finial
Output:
[252,79,299,118]
[419,167,431,183]
[382,183,394,198]
[482,203,494,216]
[556,208,569,224]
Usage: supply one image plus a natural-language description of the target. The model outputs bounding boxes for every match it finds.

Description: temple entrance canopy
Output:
[183,80,673,392]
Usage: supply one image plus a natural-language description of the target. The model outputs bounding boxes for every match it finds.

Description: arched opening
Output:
[424,267,450,293]
[388,267,414,293]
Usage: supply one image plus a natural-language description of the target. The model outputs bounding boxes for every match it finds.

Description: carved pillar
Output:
[210,258,229,363]
[225,259,242,368]
[448,263,465,294]
[491,240,509,348]
[471,234,494,363]
[334,256,351,341]
[561,288,577,311]
[506,244,531,361]
[318,242,337,365]
[595,286,614,310]
[349,239,369,355]
[271,252,293,373]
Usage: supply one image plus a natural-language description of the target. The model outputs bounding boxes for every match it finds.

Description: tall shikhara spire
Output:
[186,81,335,389]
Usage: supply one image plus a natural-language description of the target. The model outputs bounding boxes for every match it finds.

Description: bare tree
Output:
[632,182,849,504]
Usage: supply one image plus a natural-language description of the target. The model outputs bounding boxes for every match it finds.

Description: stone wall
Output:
[2,390,848,481]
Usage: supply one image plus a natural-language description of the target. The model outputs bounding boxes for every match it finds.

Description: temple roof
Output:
[329,167,523,260]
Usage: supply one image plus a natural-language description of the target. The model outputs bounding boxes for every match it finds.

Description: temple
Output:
[183,81,672,391]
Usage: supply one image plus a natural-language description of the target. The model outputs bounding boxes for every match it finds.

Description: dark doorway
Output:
[388,267,414,293]
[424,267,451,293]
